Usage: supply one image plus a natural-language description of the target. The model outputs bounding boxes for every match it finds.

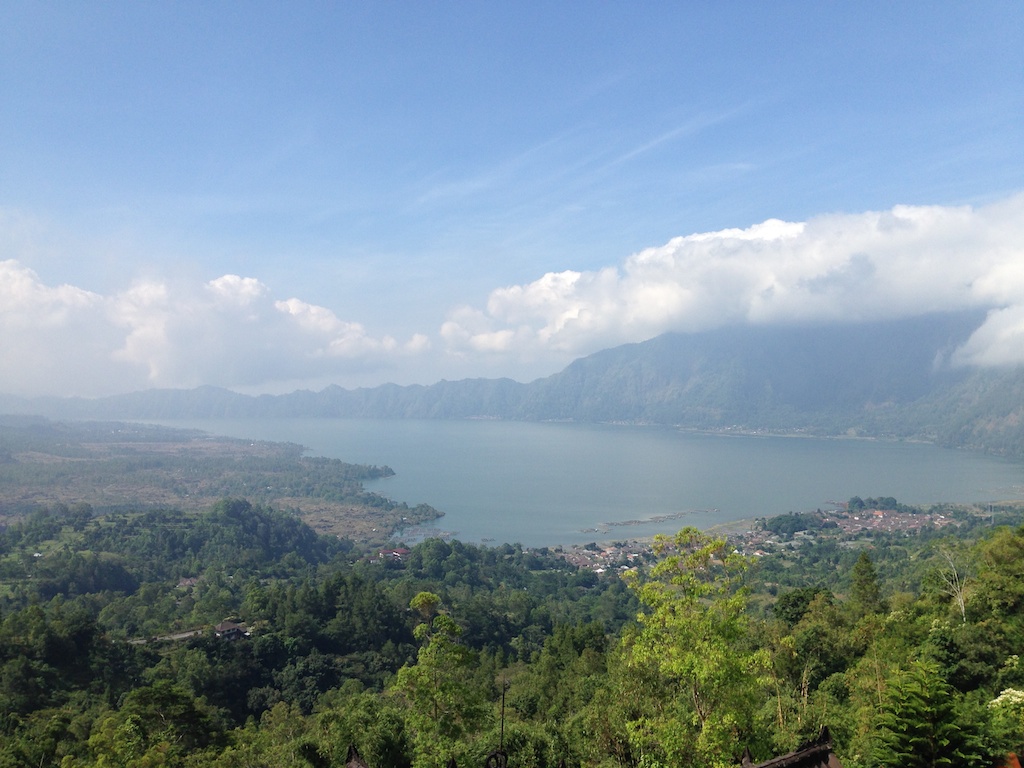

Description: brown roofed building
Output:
[213,621,249,640]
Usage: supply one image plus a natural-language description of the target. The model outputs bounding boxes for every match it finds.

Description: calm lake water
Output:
[159,419,1024,547]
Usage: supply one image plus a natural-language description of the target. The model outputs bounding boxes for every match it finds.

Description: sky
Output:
[1,2,1023,398]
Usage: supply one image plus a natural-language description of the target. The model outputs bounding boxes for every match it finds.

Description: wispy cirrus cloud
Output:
[600,107,747,171]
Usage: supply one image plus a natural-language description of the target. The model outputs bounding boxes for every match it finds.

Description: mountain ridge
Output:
[4,310,1024,456]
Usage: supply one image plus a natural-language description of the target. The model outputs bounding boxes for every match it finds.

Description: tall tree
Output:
[392,593,491,768]
[870,659,993,768]
[620,528,769,768]
[849,551,885,618]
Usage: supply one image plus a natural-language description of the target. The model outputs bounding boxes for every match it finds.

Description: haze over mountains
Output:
[5,310,1024,457]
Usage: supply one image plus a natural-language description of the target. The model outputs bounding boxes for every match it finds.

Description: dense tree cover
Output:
[2,498,1024,767]
[846,496,911,514]
[759,511,832,538]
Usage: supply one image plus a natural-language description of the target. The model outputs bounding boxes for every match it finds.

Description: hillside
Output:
[3,494,1024,767]
[5,310,1024,455]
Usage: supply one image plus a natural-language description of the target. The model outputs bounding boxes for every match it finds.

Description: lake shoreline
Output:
[150,417,1024,549]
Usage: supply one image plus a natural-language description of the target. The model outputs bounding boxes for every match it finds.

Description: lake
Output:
[156,418,1024,547]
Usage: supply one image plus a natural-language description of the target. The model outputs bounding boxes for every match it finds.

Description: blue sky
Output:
[1,3,1023,396]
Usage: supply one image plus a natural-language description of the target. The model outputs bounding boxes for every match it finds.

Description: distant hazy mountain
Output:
[5,310,1024,455]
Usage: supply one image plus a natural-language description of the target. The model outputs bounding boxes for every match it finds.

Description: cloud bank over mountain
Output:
[443,195,1024,366]
[2,194,1023,397]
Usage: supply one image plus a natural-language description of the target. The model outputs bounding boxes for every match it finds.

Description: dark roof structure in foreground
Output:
[346,744,369,768]
[740,728,842,768]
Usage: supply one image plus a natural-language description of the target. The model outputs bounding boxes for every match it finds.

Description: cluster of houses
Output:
[559,542,644,573]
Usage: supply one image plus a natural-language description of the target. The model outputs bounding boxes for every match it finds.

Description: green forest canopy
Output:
[1,492,1023,768]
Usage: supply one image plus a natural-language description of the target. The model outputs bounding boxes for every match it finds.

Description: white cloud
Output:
[441,194,1024,367]
[0,262,428,397]
[207,274,268,306]
[0,259,124,396]
[952,306,1024,368]
[0,258,102,325]
[3,194,1024,398]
